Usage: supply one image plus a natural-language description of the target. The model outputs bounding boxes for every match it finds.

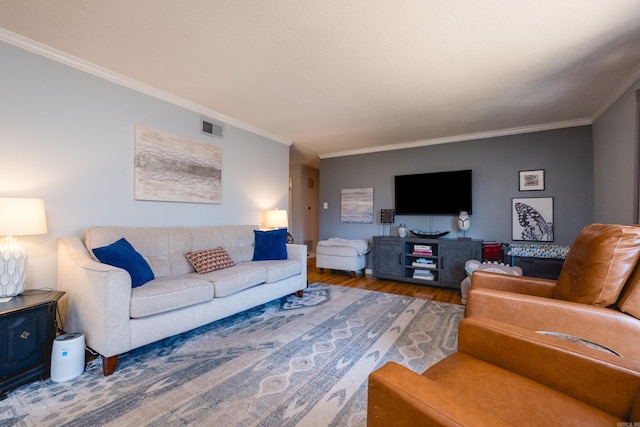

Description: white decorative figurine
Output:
[457,211,470,238]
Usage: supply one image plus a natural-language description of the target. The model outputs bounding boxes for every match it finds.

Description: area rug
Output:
[1,283,464,427]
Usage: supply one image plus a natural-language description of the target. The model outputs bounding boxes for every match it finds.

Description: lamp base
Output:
[0,236,27,298]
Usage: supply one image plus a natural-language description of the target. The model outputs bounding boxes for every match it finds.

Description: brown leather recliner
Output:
[472,223,640,305]
[368,315,640,426]
[367,224,640,426]
[468,223,640,359]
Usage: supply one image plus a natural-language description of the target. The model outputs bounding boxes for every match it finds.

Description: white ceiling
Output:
[2,1,640,168]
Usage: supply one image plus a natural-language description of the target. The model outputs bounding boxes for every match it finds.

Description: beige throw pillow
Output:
[186,247,235,274]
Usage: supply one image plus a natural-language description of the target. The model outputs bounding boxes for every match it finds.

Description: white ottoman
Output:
[460,260,523,304]
[316,238,370,277]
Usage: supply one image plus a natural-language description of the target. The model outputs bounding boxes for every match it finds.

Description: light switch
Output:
[323,202,328,209]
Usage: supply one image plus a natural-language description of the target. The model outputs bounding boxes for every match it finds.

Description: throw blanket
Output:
[317,238,370,255]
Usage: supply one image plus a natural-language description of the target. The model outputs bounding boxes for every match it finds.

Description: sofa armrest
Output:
[466,287,640,359]
[56,237,132,357]
[471,270,556,297]
[458,317,640,418]
[286,243,308,290]
[286,243,307,261]
[368,361,510,427]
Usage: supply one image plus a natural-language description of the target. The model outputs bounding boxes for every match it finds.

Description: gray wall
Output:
[593,77,640,224]
[319,126,594,255]
[0,41,290,288]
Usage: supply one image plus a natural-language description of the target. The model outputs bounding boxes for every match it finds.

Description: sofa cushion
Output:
[253,229,288,261]
[186,247,235,274]
[129,275,214,318]
[553,224,640,306]
[86,227,172,277]
[167,226,257,275]
[317,238,370,256]
[316,244,363,257]
[254,259,303,283]
[193,263,267,297]
[92,238,155,288]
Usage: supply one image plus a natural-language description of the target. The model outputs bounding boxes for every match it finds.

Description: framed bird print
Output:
[519,169,545,191]
[512,197,554,241]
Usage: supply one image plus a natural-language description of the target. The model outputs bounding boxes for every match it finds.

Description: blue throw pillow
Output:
[93,238,154,288]
[253,229,288,261]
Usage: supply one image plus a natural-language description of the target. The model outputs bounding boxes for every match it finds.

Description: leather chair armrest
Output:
[367,361,511,427]
[466,287,640,359]
[458,317,640,419]
[471,270,556,297]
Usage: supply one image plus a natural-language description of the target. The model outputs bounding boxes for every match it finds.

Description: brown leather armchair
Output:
[471,223,640,307]
[468,223,640,358]
[368,315,640,426]
[367,224,640,425]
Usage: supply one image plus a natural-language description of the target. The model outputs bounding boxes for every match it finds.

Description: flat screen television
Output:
[394,169,472,215]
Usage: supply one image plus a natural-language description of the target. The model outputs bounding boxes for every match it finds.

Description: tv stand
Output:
[372,236,482,289]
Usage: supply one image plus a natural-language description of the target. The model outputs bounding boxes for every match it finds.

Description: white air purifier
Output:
[50,333,85,382]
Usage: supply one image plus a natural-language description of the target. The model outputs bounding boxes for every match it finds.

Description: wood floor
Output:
[307,257,462,304]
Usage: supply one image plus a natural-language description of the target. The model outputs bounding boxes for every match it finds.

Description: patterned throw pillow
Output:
[186,247,235,274]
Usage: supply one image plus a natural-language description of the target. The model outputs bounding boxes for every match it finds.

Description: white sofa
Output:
[57,225,307,375]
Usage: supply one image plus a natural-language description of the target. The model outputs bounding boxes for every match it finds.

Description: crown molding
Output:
[319,118,593,159]
[0,28,292,146]
[591,62,640,121]
[5,27,626,160]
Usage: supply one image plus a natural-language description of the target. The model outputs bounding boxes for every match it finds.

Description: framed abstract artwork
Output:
[340,188,374,223]
[512,197,554,241]
[134,125,222,204]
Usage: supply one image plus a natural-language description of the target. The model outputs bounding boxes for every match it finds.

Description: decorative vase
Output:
[398,224,407,238]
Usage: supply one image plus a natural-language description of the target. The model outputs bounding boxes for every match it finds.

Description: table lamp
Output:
[265,209,288,229]
[381,209,395,236]
[0,197,48,299]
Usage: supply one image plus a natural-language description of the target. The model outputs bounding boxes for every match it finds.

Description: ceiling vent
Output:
[201,118,225,140]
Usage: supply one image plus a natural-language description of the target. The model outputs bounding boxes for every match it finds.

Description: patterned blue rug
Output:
[0,283,464,426]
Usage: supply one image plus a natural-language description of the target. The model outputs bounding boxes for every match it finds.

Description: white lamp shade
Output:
[265,209,288,228]
[0,198,48,236]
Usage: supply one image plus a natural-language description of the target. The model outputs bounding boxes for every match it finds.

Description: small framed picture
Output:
[519,169,545,191]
